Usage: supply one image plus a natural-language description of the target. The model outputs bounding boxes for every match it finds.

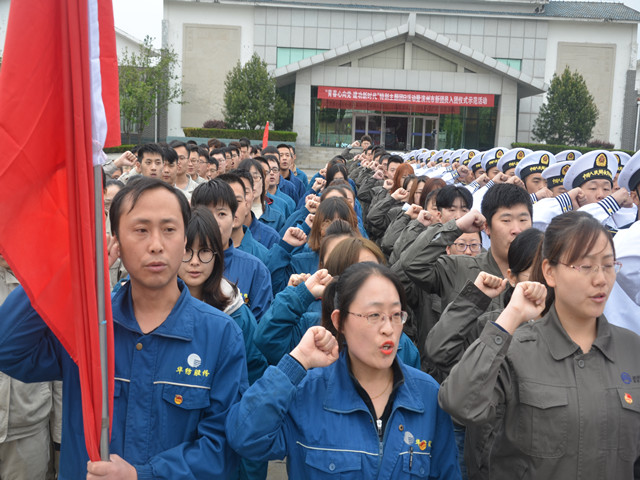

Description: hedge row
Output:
[512,142,635,156]
[104,144,136,154]
[183,127,297,142]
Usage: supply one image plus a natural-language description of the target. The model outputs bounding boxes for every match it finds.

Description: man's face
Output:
[240,146,250,160]
[207,163,219,180]
[174,146,189,176]
[161,161,177,186]
[485,205,532,260]
[207,203,233,248]
[229,149,240,170]
[229,181,248,230]
[440,197,470,223]
[267,160,279,187]
[104,184,121,217]
[213,153,226,173]
[138,153,163,178]
[278,147,291,171]
[115,188,186,293]
[240,177,255,207]
[386,162,398,179]
[361,140,371,150]
[364,150,374,162]
[197,155,209,177]
[486,166,499,179]
[187,150,199,177]
[524,173,545,194]
[474,168,485,179]
[550,185,567,197]
[447,232,482,257]
[581,179,612,204]
[224,151,232,172]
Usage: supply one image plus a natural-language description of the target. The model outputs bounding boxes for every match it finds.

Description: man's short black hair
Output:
[481,183,532,227]
[136,143,165,162]
[169,140,187,151]
[435,185,473,211]
[227,145,240,155]
[264,154,280,168]
[239,138,250,148]
[231,169,254,191]
[208,157,219,168]
[218,172,248,197]
[197,147,210,160]
[361,134,372,144]
[387,155,404,167]
[109,177,190,238]
[276,143,292,151]
[191,179,238,216]
[162,145,178,164]
[210,148,225,157]
[185,140,198,147]
[262,145,279,156]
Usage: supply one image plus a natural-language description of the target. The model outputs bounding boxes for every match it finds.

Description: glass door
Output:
[383,116,408,151]
[411,117,424,150]
[423,117,439,150]
[367,115,382,146]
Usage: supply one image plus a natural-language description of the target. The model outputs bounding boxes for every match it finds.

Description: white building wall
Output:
[163,0,255,136]
[544,20,637,147]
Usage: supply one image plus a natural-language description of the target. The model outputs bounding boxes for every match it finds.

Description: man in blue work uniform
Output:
[0,177,248,479]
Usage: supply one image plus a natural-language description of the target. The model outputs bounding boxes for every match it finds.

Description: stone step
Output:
[295,146,345,173]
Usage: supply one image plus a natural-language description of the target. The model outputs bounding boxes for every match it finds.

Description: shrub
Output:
[203,119,227,129]
[587,139,614,150]
[183,128,297,142]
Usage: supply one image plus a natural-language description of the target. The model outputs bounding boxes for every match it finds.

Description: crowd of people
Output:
[0,135,639,479]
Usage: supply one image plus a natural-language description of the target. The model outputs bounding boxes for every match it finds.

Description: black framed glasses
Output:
[182,248,215,263]
[348,311,408,326]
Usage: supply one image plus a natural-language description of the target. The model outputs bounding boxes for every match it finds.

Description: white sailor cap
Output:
[468,152,485,173]
[460,149,480,166]
[515,151,556,180]
[481,147,508,172]
[431,150,450,164]
[555,150,581,163]
[497,148,533,173]
[449,149,466,164]
[618,151,640,192]
[611,151,631,174]
[563,150,617,190]
[541,161,573,189]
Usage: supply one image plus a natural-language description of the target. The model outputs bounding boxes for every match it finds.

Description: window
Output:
[496,58,522,71]
[276,48,327,68]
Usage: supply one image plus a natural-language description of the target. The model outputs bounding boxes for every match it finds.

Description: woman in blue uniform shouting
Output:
[226,262,461,479]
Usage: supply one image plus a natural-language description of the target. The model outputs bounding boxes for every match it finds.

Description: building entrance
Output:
[354,114,438,151]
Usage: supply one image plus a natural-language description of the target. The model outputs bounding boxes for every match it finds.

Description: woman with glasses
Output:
[227,262,461,479]
[440,211,640,479]
[178,206,267,385]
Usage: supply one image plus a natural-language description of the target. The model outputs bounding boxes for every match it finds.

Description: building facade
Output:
[163,0,640,150]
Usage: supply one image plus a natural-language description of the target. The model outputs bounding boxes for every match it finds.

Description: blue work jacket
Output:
[248,213,280,249]
[224,243,273,321]
[0,282,248,479]
[226,353,460,479]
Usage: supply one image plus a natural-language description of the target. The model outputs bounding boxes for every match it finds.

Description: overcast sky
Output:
[112,0,640,53]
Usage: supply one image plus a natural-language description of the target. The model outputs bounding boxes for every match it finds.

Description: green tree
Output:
[223,53,290,130]
[532,67,598,146]
[119,36,184,144]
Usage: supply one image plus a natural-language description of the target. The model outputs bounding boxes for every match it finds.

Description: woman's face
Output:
[249,166,263,200]
[543,232,616,322]
[178,238,215,292]
[335,275,403,375]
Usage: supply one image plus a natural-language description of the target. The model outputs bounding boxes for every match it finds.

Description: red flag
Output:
[0,0,119,461]
[262,121,270,149]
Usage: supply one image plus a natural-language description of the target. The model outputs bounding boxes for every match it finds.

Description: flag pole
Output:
[93,164,110,461]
